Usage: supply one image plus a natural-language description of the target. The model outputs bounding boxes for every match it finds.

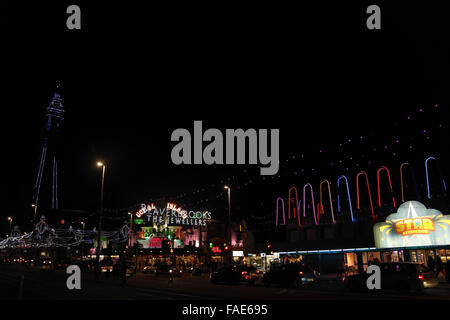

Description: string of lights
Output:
[0,216,130,249]
[109,103,447,214]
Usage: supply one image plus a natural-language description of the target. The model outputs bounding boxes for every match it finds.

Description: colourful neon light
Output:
[275,197,286,226]
[319,179,336,224]
[425,156,447,199]
[303,183,318,225]
[337,175,356,222]
[376,166,396,208]
[356,171,376,220]
[288,186,299,219]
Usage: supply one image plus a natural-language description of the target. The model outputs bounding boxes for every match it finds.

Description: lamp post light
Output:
[128,212,133,248]
[7,217,12,236]
[32,204,38,226]
[81,222,85,259]
[224,186,231,264]
[95,161,106,278]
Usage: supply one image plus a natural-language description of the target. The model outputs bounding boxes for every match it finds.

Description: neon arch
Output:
[288,186,299,219]
[356,171,376,220]
[337,175,356,222]
[400,162,421,203]
[275,197,286,226]
[377,166,396,208]
[303,183,318,225]
[425,156,448,199]
[319,179,336,224]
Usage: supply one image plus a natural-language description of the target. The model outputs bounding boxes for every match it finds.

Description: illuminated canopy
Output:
[374,200,450,248]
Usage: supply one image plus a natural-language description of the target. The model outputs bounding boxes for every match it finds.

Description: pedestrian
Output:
[435,256,444,279]
[336,259,345,279]
[445,262,450,283]
[427,255,435,271]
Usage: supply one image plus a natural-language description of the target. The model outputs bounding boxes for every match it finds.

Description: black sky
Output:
[1,2,449,232]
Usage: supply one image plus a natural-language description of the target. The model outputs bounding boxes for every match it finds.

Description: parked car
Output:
[235,265,262,284]
[125,261,136,277]
[100,261,113,272]
[143,265,156,274]
[262,263,320,288]
[343,262,438,292]
[39,258,53,271]
[54,260,69,270]
[210,265,262,285]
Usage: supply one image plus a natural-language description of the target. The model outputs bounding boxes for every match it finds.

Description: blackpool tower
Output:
[32,83,65,211]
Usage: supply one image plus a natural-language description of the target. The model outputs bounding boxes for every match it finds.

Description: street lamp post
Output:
[96,162,106,278]
[7,217,12,236]
[128,212,133,248]
[81,222,85,259]
[224,186,231,264]
[32,204,37,226]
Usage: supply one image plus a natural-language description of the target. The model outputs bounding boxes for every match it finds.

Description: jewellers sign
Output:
[135,202,212,226]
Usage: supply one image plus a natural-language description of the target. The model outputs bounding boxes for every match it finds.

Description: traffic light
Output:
[265,243,271,254]
[209,242,213,249]
[224,245,229,251]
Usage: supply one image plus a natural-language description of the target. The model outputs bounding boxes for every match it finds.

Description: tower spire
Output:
[33,83,65,210]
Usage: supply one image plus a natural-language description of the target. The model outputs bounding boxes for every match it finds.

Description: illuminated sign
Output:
[134,202,212,226]
[374,201,450,248]
[136,203,156,218]
[211,246,222,255]
[149,237,165,249]
[394,217,435,236]
[232,251,244,257]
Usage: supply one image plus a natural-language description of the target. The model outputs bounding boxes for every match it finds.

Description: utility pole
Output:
[224,186,231,265]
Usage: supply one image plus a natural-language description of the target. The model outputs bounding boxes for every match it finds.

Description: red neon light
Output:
[288,186,299,219]
[356,171,376,220]
[377,166,396,208]
[303,183,318,225]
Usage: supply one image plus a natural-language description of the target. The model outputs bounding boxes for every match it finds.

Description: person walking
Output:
[427,255,435,272]
[445,262,450,283]
[336,259,346,279]
[435,255,444,280]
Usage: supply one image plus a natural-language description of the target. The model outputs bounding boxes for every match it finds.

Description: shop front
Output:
[131,202,212,270]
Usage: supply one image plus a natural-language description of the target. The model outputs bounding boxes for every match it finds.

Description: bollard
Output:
[17,275,24,300]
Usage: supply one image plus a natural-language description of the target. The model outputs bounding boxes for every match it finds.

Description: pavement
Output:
[1,264,450,300]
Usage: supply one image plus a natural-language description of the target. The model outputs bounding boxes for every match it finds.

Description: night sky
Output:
[1,2,449,234]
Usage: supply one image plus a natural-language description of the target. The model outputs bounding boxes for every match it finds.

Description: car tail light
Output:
[418,274,424,280]
[241,271,248,275]
[299,271,304,275]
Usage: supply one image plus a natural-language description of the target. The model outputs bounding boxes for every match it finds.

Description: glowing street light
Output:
[128,212,133,247]
[224,186,231,263]
[31,204,38,226]
[95,161,106,278]
[7,217,12,235]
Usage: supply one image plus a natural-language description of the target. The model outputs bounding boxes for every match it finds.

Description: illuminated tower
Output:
[32,83,65,210]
